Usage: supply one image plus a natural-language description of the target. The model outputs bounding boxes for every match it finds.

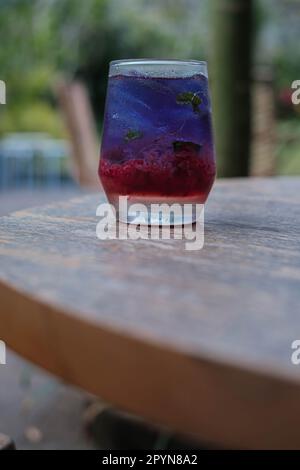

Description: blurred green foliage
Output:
[1,102,65,137]
[0,0,299,175]
[0,0,299,125]
[0,0,209,135]
[276,119,300,175]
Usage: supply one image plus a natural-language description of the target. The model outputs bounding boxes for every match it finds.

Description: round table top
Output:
[0,177,300,449]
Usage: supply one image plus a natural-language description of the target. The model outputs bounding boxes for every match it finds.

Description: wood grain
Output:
[0,177,300,449]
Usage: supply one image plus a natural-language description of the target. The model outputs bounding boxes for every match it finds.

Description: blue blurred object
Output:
[0,133,73,189]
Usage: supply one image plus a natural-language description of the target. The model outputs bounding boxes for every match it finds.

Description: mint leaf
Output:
[124,129,143,142]
[173,141,202,154]
[176,92,202,114]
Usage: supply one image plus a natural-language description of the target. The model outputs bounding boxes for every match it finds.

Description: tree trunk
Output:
[211,0,254,177]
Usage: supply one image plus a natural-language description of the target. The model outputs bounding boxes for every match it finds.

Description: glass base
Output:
[112,195,204,226]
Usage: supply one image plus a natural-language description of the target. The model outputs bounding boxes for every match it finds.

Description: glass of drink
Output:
[99,59,216,225]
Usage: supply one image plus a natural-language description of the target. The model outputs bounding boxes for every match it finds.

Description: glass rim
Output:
[110,59,207,67]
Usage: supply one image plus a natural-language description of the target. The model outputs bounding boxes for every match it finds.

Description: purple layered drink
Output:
[99,59,216,224]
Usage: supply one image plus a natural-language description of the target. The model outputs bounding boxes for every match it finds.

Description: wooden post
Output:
[55,79,100,189]
[211,0,254,177]
[251,66,276,176]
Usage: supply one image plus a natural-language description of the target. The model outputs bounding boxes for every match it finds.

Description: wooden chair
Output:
[55,79,100,189]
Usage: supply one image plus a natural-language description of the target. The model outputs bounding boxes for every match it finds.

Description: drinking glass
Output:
[99,59,216,225]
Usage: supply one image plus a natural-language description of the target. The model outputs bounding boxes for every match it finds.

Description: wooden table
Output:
[0,178,300,449]
[0,187,82,217]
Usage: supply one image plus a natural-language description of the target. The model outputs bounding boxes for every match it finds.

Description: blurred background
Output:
[0,0,300,450]
[0,0,299,203]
